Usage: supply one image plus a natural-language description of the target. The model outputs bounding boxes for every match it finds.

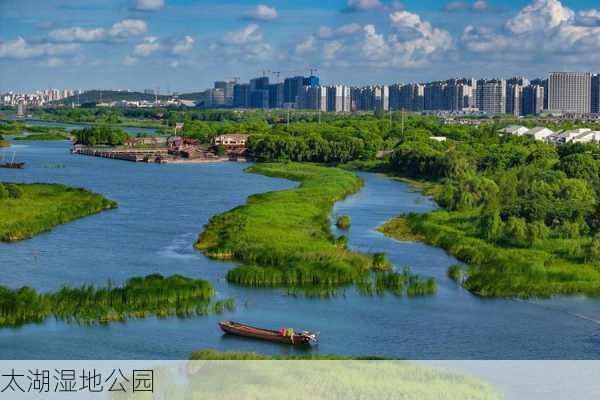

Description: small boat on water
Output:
[219,321,318,345]
[0,162,25,169]
[0,153,25,169]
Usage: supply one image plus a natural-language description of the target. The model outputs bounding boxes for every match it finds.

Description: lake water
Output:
[1,139,599,360]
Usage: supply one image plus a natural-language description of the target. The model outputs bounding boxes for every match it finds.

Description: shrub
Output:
[336,215,351,230]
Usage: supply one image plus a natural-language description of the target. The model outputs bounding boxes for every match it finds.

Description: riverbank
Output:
[14,133,71,141]
[0,183,117,241]
[379,212,600,298]
[195,162,436,295]
[0,274,234,327]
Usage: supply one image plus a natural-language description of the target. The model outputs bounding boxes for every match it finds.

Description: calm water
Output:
[1,139,599,360]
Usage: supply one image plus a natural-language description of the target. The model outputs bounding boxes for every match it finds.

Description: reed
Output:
[0,183,117,242]
[381,212,600,297]
[0,274,233,328]
[196,163,436,296]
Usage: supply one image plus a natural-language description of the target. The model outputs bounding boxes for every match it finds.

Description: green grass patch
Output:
[0,274,234,327]
[14,133,71,141]
[380,212,600,297]
[189,349,383,360]
[0,183,117,241]
[196,162,436,296]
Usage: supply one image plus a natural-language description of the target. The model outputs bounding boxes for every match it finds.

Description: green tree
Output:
[504,217,528,246]
[589,234,600,263]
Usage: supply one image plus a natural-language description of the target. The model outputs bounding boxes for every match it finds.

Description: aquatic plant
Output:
[336,215,351,230]
[0,274,233,328]
[380,212,600,297]
[0,183,117,242]
[196,163,436,296]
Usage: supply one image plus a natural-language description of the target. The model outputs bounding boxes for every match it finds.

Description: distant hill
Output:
[53,90,172,105]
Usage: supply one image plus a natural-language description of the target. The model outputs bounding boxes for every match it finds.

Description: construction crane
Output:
[309,68,318,76]
[230,77,240,83]
[271,71,281,83]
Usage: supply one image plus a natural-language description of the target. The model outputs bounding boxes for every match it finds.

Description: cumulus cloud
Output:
[345,0,382,12]
[48,27,106,43]
[135,0,164,11]
[0,37,79,59]
[461,0,600,57]
[222,24,263,45]
[109,19,148,39]
[242,5,278,21]
[294,9,451,68]
[214,24,272,62]
[444,1,488,12]
[132,36,160,57]
[171,35,194,55]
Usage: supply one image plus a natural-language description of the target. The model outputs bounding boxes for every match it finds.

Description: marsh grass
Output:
[0,274,233,328]
[381,212,600,297]
[196,163,436,296]
[0,183,116,241]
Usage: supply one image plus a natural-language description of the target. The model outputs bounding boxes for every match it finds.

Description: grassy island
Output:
[196,162,436,295]
[0,274,234,327]
[0,183,117,241]
[0,135,9,147]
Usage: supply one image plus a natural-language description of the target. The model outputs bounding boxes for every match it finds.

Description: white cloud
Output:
[323,40,343,60]
[243,5,278,21]
[294,9,451,69]
[346,0,382,11]
[296,36,316,54]
[316,23,362,39]
[214,25,272,62]
[133,36,160,57]
[109,19,148,38]
[505,0,573,34]
[172,35,194,55]
[462,0,600,57]
[0,37,80,60]
[135,0,164,11]
[48,27,106,43]
[444,1,488,12]
[222,24,263,45]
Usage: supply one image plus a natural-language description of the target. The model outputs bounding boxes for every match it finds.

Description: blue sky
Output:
[1,0,599,93]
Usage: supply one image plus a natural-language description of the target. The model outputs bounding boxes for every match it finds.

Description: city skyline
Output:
[2,0,600,92]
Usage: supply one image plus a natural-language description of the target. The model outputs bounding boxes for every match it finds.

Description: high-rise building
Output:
[326,85,351,112]
[592,74,600,114]
[506,84,523,117]
[233,83,250,108]
[214,81,235,105]
[303,76,320,87]
[283,76,305,105]
[268,83,284,109]
[249,77,270,109]
[522,85,545,115]
[476,79,506,115]
[298,85,327,111]
[548,72,591,114]
[424,81,448,111]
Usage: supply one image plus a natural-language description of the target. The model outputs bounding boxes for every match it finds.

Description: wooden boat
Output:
[219,321,318,345]
[0,162,25,169]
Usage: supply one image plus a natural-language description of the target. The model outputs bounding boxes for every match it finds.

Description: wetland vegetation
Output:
[0,274,233,327]
[0,183,117,242]
[196,162,436,296]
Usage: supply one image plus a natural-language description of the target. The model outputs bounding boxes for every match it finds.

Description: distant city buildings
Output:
[3,71,600,116]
